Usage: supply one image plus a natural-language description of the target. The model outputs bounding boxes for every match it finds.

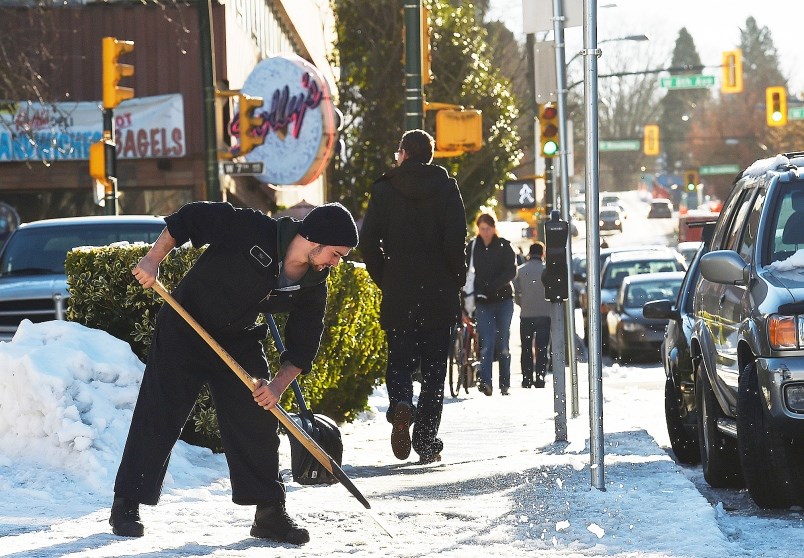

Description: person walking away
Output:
[471,213,517,396]
[514,242,551,388]
[360,129,467,464]
[110,201,359,546]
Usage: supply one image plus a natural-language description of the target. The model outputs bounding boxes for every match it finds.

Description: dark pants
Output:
[385,327,449,459]
[114,308,285,506]
[520,316,551,385]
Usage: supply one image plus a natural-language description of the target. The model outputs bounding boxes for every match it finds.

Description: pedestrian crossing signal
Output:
[503,179,537,209]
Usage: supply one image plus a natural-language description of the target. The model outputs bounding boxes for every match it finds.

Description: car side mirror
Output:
[643,299,679,320]
[700,250,749,286]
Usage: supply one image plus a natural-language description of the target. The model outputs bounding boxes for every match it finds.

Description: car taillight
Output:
[768,315,798,349]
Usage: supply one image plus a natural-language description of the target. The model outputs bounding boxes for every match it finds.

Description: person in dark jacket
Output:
[360,129,467,465]
[109,201,359,546]
[470,213,517,396]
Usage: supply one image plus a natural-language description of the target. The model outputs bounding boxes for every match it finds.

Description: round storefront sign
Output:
[239,54,337,185]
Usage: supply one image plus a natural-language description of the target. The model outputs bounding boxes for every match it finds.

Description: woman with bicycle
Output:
[468,213,517,396]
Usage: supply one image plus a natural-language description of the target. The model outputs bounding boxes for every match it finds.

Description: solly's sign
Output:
[235,54,337,186]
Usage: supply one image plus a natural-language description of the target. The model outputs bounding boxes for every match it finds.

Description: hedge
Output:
[65,243,386,450]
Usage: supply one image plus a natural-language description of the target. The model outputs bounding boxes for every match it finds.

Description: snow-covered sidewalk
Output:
[0,320,802,557]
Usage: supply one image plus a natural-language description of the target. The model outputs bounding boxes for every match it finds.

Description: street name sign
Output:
[660,75,715,89]
[599,140,640,152]
[789,107,804,120]
[220,161,265,175]
[699,164,740,176]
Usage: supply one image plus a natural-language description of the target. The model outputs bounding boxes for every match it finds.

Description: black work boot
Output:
[109,496,144,537]
[250,502,310,545]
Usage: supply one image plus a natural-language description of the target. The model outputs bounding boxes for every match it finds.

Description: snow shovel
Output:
[149,281,374,513]
[265,314,343,486]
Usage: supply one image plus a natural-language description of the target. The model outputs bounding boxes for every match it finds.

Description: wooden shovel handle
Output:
[150,281,335,473]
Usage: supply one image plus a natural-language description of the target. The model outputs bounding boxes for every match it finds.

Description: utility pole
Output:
[403,0,424,130]
[198,0,221,201]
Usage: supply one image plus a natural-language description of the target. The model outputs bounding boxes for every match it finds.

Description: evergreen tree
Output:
[330,0,520,222]
[659,28,707,175]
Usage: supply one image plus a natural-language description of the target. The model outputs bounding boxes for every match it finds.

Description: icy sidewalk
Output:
[1,320,796,557]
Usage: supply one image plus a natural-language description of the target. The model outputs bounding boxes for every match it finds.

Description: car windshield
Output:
[600,210,619,219]
[769,183,804,264]
[602,259,682,289]
[625,279,682,308]
[0,223,164,276]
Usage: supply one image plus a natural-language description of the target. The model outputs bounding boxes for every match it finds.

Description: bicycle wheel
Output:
[448,324,464,398]
[464,324,480,393]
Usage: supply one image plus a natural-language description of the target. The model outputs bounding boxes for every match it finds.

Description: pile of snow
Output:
[767,249,804,272]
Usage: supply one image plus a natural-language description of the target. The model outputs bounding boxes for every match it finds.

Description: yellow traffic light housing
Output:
[684,170,699,191]
[238,94,265,156]
[102,37,135,109]
[435,109,483,153]
[721,49,743,94]
[643,124,660,156]
[89,139,114,190]
[539,103,559,158]
[766,86,787,127]
[421,5,433,86]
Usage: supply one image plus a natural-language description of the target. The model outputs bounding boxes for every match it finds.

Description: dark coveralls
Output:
[114,202,327,506]
[360,160,467,460]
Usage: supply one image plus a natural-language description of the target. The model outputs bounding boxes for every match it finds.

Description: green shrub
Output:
[66,244,386,450]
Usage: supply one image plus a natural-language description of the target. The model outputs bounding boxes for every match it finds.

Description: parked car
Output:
[648,199,673,219]
[644,224,715,465]
[607,271,684,362]
[599,208,623,232]
[584,248,686,351]
[691,153,804,508]
[0,215,166,341]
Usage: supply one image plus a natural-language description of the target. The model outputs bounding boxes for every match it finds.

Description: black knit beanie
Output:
[299,202,359,247]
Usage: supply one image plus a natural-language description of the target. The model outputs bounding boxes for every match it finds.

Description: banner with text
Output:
[0,94,185,162]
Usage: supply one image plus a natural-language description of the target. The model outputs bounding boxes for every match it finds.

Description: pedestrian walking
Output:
[514,242,551,388]
[110,201,359,546]
[360,129,467,464]
[470,213,517,396]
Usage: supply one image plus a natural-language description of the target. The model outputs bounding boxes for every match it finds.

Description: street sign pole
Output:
[583,0,605,491]
[551,0,579,420]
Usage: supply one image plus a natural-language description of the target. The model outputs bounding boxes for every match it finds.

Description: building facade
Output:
[0,0,338,222]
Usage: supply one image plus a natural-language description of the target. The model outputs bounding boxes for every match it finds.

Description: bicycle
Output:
[448,309,481,397]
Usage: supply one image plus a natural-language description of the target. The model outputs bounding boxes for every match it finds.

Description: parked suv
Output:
[692,153,804,508]
[0,215,165,341]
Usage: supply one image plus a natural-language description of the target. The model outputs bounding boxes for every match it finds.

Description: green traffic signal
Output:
[687,183,695,191]
[542,140,558,157]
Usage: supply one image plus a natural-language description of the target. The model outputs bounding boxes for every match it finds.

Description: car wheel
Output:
[665,377,700,464]
[736,361,804,508]
[695,359,743,487]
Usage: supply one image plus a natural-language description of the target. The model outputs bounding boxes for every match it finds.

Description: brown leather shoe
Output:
[390,401,412,460]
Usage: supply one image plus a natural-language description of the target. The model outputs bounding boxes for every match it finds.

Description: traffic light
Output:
[539,103,559,158]
[766,86,787,127]
[435,109,483,153]
[102,37,135,109]
[89,140,110,185]
[643,124,660,156]
[541,210,569,302]
[721,49,743,94]
[238,94,265,155]
[684,170,699,191]
[421,5,432,85]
